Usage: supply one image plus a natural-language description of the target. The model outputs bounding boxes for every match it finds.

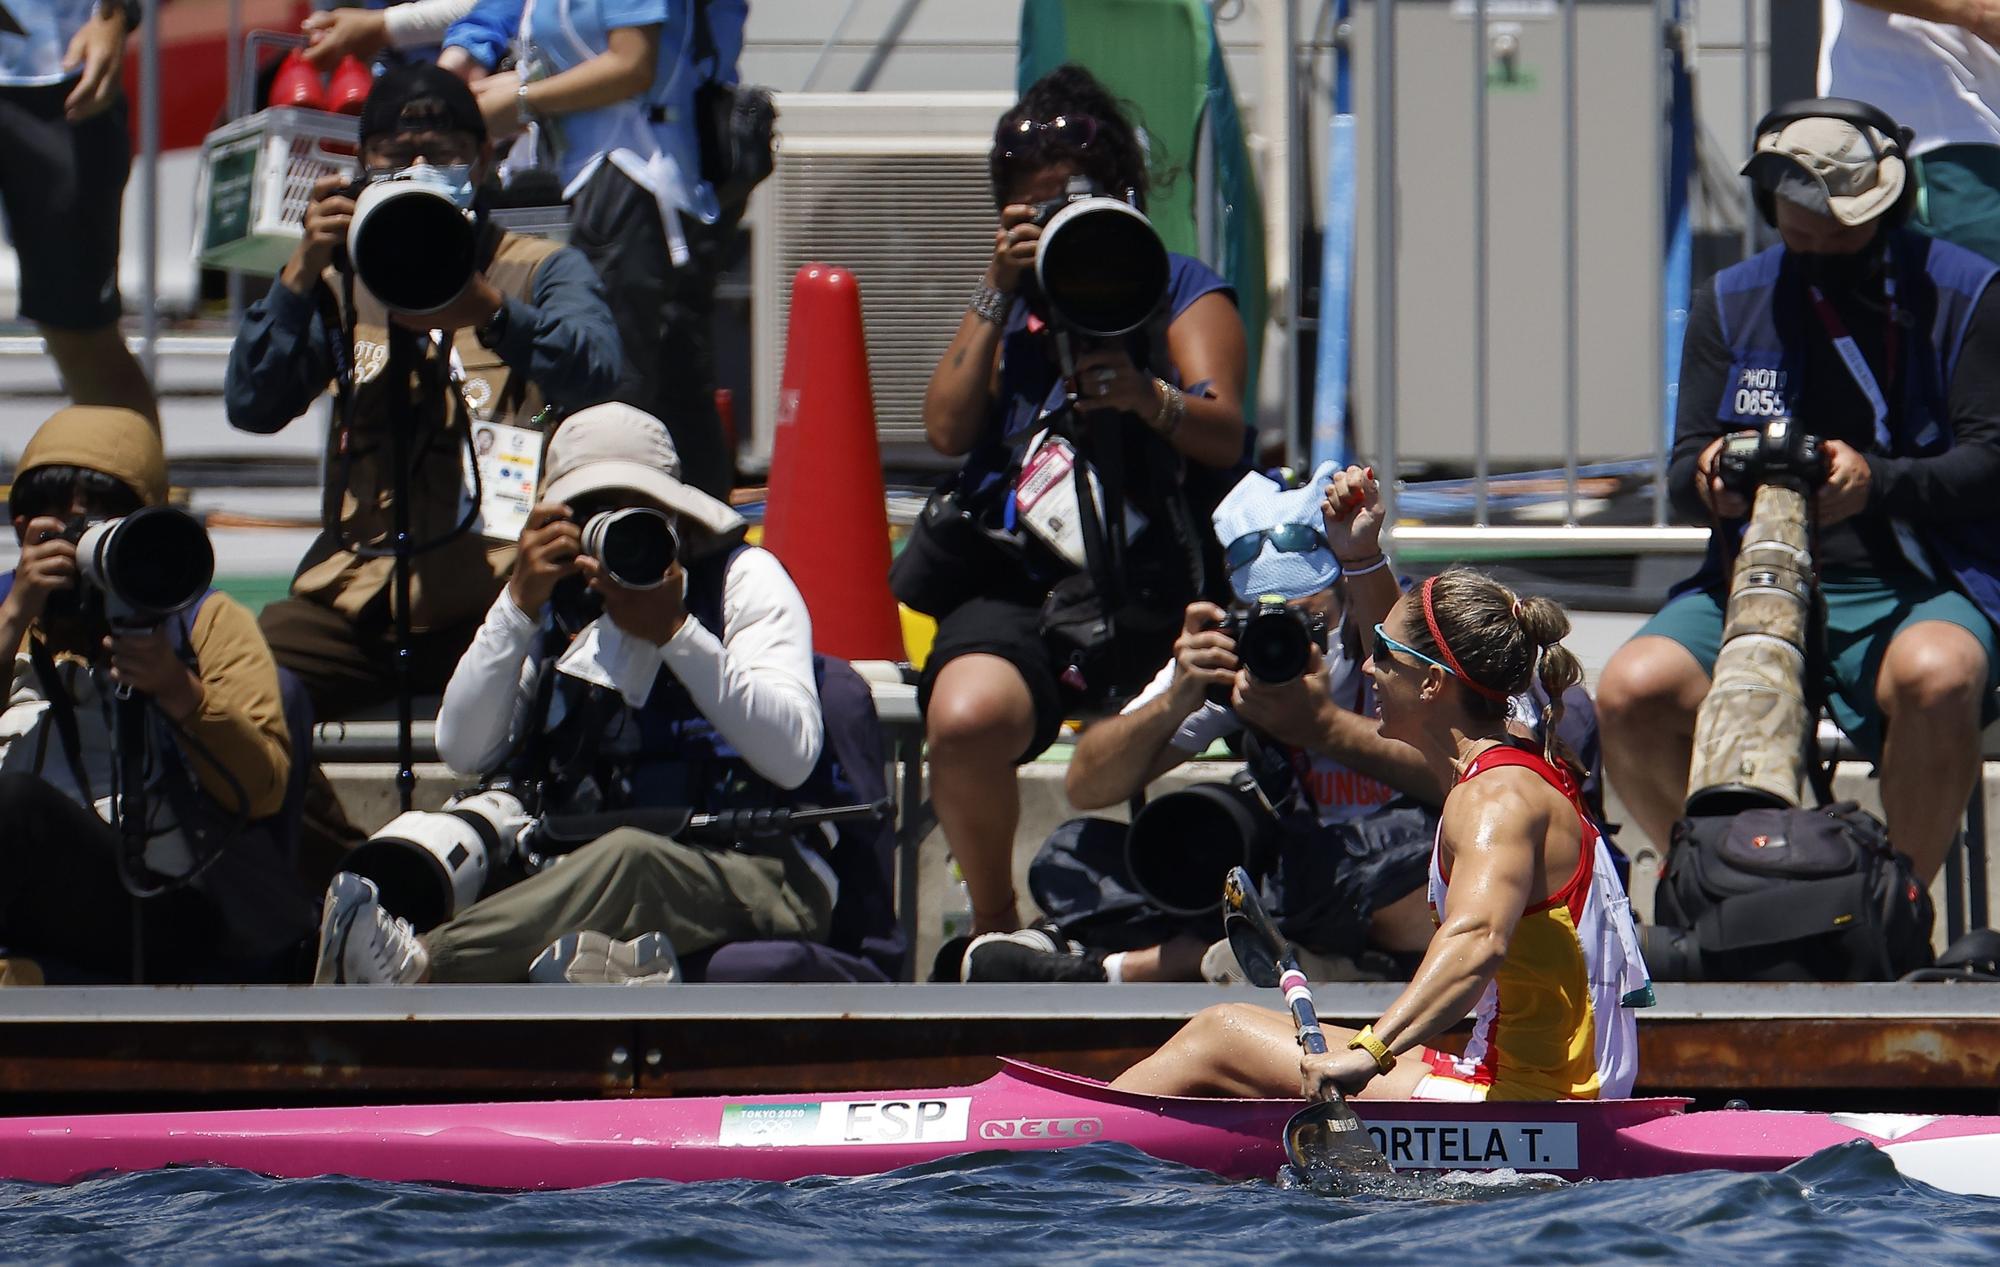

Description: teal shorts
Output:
[1635,569,2000,761]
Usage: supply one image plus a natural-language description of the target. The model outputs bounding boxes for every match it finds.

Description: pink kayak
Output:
[3,1059,1997,1195]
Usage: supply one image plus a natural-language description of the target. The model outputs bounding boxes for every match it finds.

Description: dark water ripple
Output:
[1,1140,1995,1266]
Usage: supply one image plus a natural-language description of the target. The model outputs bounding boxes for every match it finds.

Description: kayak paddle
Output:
[1221,867,1392,1176]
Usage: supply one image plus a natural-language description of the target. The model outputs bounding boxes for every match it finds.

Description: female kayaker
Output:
[1113,567,1652,1102]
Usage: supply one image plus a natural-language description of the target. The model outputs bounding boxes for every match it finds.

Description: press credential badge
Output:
[1014,431,1147,569]
[466,422,543,544]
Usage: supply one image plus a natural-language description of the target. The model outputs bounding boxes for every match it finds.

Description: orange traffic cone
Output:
[762,264,904,662]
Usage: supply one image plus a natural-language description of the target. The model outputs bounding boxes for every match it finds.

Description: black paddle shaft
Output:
[1223,868,1328,1050]
[1221,867,1393,1177]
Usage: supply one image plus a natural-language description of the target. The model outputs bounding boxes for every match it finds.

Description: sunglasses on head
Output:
[1371,623,1459,678]
[1224,523,1328,574]
[997,112,1101,162]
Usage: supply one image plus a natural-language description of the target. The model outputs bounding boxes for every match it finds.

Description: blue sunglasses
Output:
[1372,623,1459,677]
[1224,523,1329,573]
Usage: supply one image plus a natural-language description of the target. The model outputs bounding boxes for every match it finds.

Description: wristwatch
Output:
[475,300,511,350]
[102,0,141,31]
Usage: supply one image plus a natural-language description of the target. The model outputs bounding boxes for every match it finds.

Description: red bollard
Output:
[270,49,327,111]
[327,56,374,116]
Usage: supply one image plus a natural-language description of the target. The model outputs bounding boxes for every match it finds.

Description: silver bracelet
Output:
[968,283,1010,326]
[1152,379,1186,436]
[516,81,537,125]
[1339,554,1390,576]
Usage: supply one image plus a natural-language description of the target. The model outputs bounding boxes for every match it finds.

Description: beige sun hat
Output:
[540,403,745,540]
[1742,110,1908,227]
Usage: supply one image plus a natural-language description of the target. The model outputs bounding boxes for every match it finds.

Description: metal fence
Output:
[1270,0,1781,555]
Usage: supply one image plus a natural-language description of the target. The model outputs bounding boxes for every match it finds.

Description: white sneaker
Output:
[313,872,429,985]
[529,931,681,984]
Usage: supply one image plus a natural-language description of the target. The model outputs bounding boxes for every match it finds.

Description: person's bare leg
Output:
[926,654,1036,935]
[41,325,159,430]
[1111,1001,1429,1098]
[1875,621,1988,883]
[1112,1002,1312,1096]
[1597,636,1710,854]
[1110,933,1207,982]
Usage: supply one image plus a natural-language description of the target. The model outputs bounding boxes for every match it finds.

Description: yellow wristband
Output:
[1347,1024,1396,1075]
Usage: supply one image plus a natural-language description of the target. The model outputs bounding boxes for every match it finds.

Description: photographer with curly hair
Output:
[914,64,1249,942]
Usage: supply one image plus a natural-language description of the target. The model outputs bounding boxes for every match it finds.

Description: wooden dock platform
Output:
[3,983,1994,1117]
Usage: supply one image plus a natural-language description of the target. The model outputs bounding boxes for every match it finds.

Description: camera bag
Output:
[1656,801,1934,980]
[1035,411,1203,701]
[888,471,1033,618]
[691,1,775,209]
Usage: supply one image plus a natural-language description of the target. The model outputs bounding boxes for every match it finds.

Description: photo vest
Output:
[292,231,562,633]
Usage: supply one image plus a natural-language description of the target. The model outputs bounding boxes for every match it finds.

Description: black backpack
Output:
[1654,801,1934,981]
[691,1,775,210]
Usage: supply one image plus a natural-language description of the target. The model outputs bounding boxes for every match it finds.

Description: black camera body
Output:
[1029,174,1113,227]
[1220,596,1325,686]
[1716,417,1828,496]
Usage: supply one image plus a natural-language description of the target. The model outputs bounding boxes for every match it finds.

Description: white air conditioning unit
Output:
[748,92,1015,472]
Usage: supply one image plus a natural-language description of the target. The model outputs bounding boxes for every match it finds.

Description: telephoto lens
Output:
[581,507,679,589]
[344,788,532,931]
[344,168,481,314]
[72,505,216,629]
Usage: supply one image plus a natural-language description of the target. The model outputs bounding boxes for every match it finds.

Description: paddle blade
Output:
[1285,1102,1394,1176]
[1222,909,1282,989]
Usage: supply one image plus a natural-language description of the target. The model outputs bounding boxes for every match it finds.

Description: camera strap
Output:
[27,637,94,809]
[1806,271,1897,452]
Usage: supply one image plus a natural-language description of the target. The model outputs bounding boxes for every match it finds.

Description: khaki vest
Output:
[292,231,561,634]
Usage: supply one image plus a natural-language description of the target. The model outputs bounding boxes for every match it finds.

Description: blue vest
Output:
[544,546,779,816]
[1693,230,2000,625]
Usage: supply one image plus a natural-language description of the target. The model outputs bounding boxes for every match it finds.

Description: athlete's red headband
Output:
[1420,576,1511,703]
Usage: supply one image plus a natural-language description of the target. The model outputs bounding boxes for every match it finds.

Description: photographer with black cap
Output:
[225,62,620,729]
[1599,98,2000,886]
[912,64,1250,942]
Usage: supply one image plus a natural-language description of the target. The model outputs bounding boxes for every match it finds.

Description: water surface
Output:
[2,1141,1994,1265]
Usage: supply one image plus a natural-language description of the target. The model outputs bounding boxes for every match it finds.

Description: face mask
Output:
[1793,236,1887,292]
[370,162,477,209]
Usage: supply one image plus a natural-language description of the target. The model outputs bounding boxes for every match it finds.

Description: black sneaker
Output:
[961,927,1108,983]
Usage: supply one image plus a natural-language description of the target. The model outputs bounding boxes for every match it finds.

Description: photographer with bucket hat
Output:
[311,405,874,985]
[956,464,1445,984]
[1599,97,2000,886]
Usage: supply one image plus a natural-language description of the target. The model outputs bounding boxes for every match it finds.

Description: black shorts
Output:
[1030,803,1436,959]
[0,80,129,330]
[918,595,1075,764]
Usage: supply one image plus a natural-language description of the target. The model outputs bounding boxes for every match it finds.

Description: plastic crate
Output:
[193,106,359,276]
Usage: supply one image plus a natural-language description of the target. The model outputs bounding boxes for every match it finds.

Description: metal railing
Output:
[1314,0,1731,553]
